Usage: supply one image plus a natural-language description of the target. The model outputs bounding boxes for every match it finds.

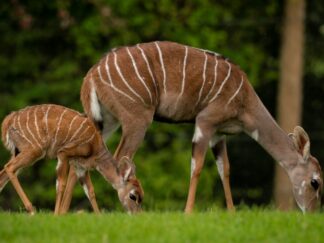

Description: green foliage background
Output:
[0,0,323,212]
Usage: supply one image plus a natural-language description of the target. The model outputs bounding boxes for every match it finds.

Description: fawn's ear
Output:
[118,156,136,181]
[289,126,310,161]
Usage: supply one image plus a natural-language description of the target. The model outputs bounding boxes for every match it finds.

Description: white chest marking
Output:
[83,184,90,199]
[251,129,259,141]
[216,156,224,181]
[209,135,225,148]
[56,158,63,171]
[192,125,203,143]
[191,158,196,178]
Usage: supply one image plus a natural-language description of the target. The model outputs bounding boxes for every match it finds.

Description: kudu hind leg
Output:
[4,152,42,214]
[0,169,9,192]
[211,138,235,211]
[184,121,214,213]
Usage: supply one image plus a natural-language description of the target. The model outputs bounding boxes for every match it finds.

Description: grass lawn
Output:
[0,209,323,243]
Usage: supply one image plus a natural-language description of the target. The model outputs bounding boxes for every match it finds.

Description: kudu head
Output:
[116,156,144,213]
[288,126,322,212]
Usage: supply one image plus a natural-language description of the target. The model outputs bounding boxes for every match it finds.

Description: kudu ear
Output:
[118,156,136,182]
[291,126,310,161]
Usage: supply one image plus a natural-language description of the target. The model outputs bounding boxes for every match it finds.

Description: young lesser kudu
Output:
[0,104,143,214]
[78,41,321,213]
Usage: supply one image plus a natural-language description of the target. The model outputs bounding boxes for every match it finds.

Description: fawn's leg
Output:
[59,166,78,214]
[54,153,69,215]
[0,168,10,192]
[4,151,43,214]
[184,119,214,213]
[78,170,100,213]
[211,137,235,211]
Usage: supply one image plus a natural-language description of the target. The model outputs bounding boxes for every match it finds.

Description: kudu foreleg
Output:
[59,166,78,214]
[185,121,214,213]
[211,138,235,211]
[113,119,151,160]
[54,153,69,215]
[78,170,100,214]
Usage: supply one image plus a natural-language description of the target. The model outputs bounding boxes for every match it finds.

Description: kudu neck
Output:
[96,147,122,189]
[244,93,299,172]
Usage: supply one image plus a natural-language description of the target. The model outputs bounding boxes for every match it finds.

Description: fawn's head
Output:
[288,126,322,212]
[116,156,144,213]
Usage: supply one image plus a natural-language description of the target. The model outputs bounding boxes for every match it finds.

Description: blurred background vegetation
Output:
[0,0,323,212]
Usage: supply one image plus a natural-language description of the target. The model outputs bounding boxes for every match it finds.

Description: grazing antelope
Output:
[75,41,321,213]
[0,104,143,214]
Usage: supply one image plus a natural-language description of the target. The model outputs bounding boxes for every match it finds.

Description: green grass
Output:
[0,209,323,243]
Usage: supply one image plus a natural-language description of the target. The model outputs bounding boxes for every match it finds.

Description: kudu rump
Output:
[84,41,320,212]
[0,104,143,214]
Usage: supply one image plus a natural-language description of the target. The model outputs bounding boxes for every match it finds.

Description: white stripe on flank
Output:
[209,60,232,103]
[113,52,145,104]
[203,55,218,103]
[61,114,79,144]
[52,109,68,148]
[68,119,88,143]
[136,44,158,101]
[90,79,102,121]
[74,126,91,144]
[176,46,188,107]
[196,52,208,106]
[26,109,42,149]
[126,47,153,104]
[154,42,167,94]
[44,106,51,140]
[13,113,17,128]
[226,75,244,107]
[16,113,34,147]
[100,56,136,102]
[56,158,63,171]
[34,107,43,143]
[79,133,96,146]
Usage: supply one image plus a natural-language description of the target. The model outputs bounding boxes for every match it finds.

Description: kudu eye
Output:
[311,179,319,190]
[129,193,137,201]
